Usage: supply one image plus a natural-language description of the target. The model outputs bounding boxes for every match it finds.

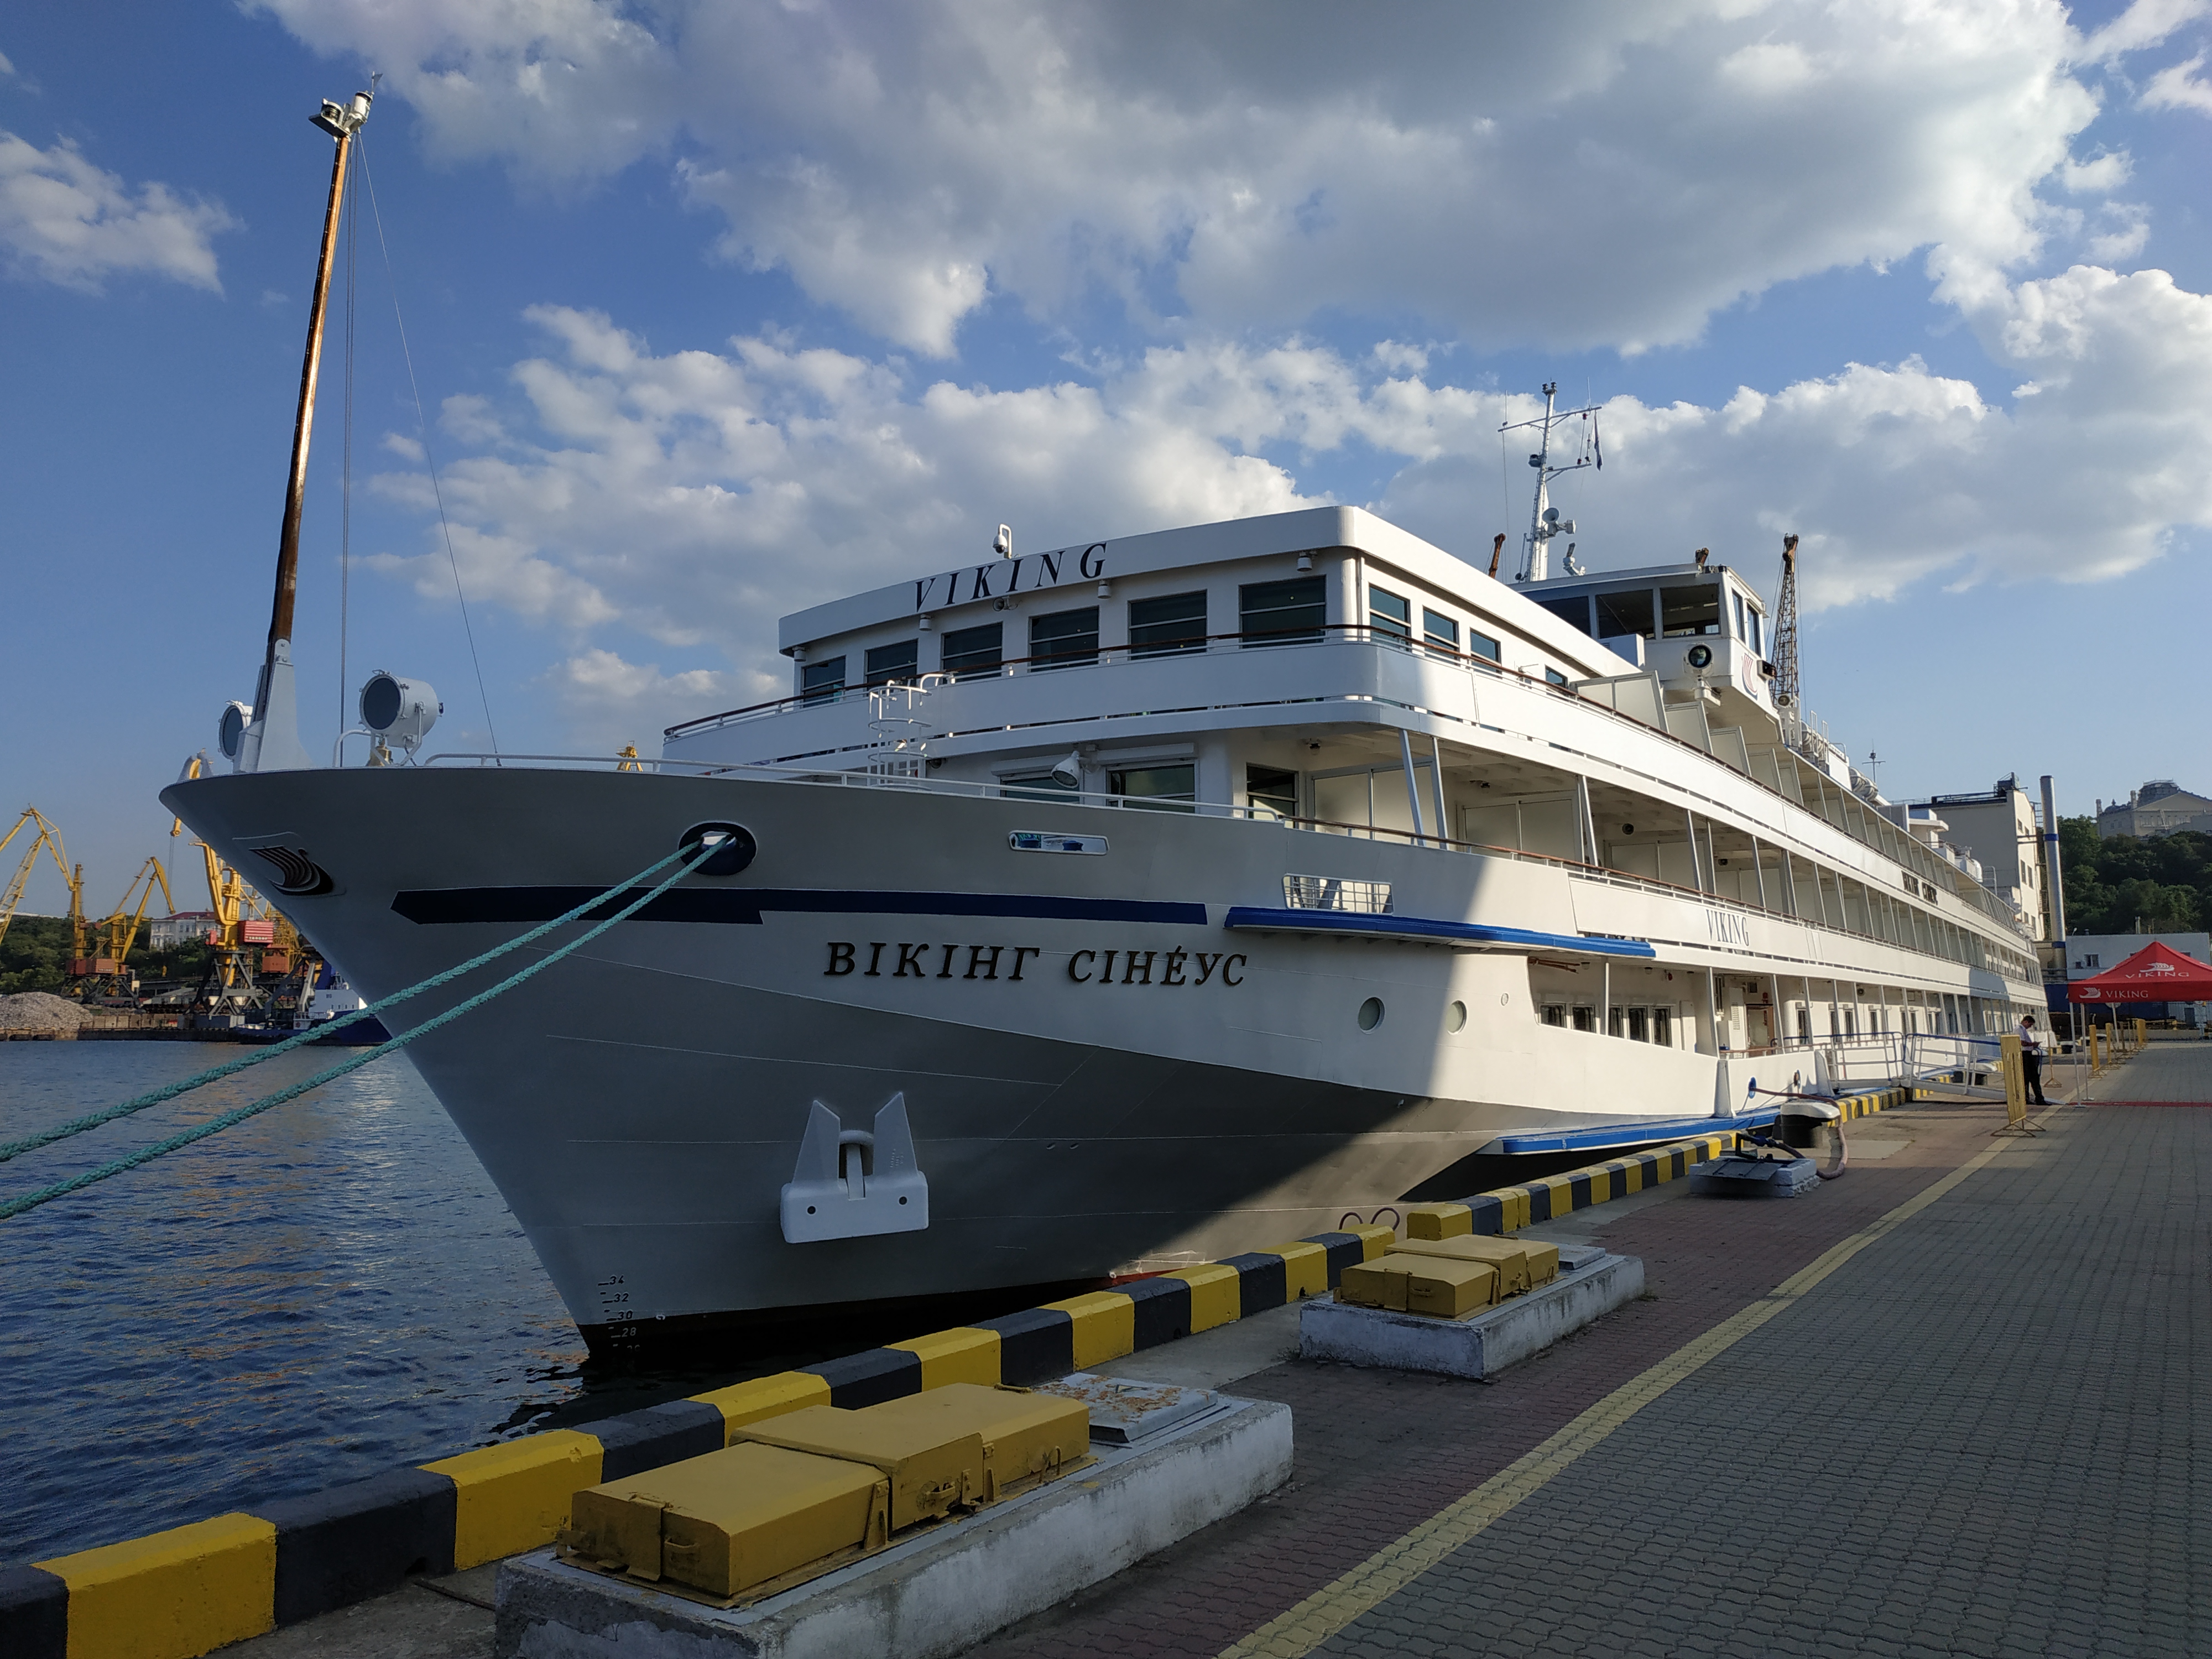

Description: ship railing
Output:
[419,749,2023,993]
[669,628,2033,947]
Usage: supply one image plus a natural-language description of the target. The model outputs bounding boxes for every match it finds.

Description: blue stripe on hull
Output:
[393,886,1209,927]
[1222,905,1655,958]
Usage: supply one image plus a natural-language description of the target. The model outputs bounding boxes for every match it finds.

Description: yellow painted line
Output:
[1218,1099,2068,1659]
[37,1514,275,1659]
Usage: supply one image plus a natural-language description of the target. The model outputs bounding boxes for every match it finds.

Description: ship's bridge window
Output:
[1240,576,1326,646]
[800,655,846,706]
[865,639,918,687]
[1731,592,1747,643]
[1536,594,1592,635]
[1246,765,1298,820]
[1661,585,1721,637]
[941,621,1002,679]
[1111,763,1196,812]
[1129,591,1208,658]
[1369,585,1412,644]
[1423,609,1458,652]
[1594,588,1654,641]
[1746,605,1765,655]
[1031,606,1100,670]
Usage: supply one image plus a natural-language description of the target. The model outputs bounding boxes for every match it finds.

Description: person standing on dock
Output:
[2017,1014,2048,1106]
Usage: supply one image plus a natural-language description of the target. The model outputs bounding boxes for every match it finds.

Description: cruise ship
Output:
[165,478,2047,1349]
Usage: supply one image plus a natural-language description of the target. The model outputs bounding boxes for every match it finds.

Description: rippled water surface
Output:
[0,1043,619,1562]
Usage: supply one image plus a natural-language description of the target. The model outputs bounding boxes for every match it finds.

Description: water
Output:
[0,1042,630,1563]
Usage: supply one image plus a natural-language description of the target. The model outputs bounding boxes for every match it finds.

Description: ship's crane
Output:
[1773,533,1801,728]
[0,807,84,958]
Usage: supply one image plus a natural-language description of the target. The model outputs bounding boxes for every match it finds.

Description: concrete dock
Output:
[222,1042,2211,1656]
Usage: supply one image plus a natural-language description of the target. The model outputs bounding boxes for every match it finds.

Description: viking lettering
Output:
[1162,946,1188,985]
[1222,953,1248,986]
[1099,950,1118,984]
[865,942,887,977]
[1068,950,1097,983]
[894,943,930,978]
[825,942,856,976]
[1123,950,1156,985]
[1037,551,1062,583]
[938,944,958,978]
[1078,542,1107,579]
[1193,952,1223,985]
[1010,946,1041,981]
[966,945,1004,980]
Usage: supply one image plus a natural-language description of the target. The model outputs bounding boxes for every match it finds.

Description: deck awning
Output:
[1222,905,1656,959]
[2066,940,2212,1003]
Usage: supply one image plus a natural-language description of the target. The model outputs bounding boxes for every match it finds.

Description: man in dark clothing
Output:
[2017,1013,2048,1106]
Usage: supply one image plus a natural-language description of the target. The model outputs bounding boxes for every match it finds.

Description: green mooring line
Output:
[0,843,707,1222]
[0,844,697,1167]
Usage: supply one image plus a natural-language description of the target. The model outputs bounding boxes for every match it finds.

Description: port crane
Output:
[75,857,177,1001]
[0,807,84,959]
[169,755,315,1019]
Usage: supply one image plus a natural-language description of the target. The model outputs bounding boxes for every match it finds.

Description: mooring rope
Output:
[0,842,706,1220]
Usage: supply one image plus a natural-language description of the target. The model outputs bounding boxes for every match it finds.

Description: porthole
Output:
[1358,997,1385,1031]
[1446,1000,1467,1034]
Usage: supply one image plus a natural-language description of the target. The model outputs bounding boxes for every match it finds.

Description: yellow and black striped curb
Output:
[0,1225,1394,1659]
[1405,1086,1908,1239]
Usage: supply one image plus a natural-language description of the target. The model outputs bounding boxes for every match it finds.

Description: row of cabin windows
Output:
[1533,583,1766,655]
[803,573,1546,703]
[801,577,1330,701]
[999,761,1197,811]
[1540,1003,1676,1045]
[1365,582,1502,663]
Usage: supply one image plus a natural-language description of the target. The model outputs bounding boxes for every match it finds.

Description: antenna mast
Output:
[1773,533,1801,735]
[235,85,373,774]
[1498,383,1602,583]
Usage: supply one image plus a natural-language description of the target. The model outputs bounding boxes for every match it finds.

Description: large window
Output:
[1246,765,1298,819]
[941,621,1002,679]
[1000,770,1079,801]
[1661,585,1720,637]
[1129,591,1208,658]
[1468,628,1501,662]
[1369,585,1412,644]
[1423,609,1459,653]
[1731,592,1748,643]
[865,639,918,687]
[1240,576,1326,646]
[1594,588,1655,640]
[800,655,846,706]
[1030,607,1099,670]
[1111,762,1196,812]
[1536,594,1592,634]
[1746,606,1765,655]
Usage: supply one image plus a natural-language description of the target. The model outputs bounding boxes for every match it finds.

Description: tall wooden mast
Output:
[238,87,372,773]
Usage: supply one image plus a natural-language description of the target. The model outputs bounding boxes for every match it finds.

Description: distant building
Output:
[1888,776,2049,942]
[147,912,218,953]
[2095,779,2212,840]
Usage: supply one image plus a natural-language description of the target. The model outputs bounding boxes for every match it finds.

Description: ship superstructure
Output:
[170,498,2042,1347]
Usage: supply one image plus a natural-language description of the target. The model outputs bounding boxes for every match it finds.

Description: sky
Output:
[3,0,2210,919]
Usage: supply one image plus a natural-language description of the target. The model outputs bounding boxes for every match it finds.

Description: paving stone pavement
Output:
[977,1045,2212,1659]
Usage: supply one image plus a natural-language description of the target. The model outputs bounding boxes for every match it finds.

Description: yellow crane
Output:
[0,806,84,958]
[75,856,177,1000]
[168,756,315,1018]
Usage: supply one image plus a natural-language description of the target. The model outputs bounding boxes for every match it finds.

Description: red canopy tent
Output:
[2066,941,2212,1005]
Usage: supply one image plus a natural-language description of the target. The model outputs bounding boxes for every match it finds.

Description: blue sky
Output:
[3,0,2210,917]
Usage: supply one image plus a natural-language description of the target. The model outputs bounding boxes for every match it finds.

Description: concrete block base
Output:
[493,1393,1291,1659]
[1298,1248,1644,1380]
[1688,1153,1820,1198]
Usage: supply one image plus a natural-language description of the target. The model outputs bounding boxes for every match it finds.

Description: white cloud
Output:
[2078,0,2210,64]
[544,648,732,752]
[0,131,236,291]
[258,0,2130,356]
[2139,51,2212,113]
[361,261,2212,750]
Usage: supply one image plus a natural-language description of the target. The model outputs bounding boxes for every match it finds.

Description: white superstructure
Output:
[166,500,2044,1349]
